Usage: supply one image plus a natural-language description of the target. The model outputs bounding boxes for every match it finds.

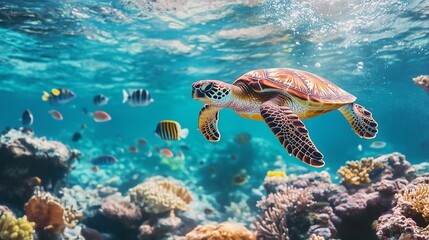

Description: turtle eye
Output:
[200,82,213,92]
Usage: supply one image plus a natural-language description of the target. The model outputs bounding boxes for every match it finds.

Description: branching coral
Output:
[337,157,385,186]
[254,185,314,240]
[24,191,83,236]
[129,177,192,214]
[398,184,429,220]
[0,212,35,240]
[185,222,255,240]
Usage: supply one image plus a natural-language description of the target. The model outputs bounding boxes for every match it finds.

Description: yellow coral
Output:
[185,222,256,240]
[0,212,35,240]
[310,234,325,240]
[399,184,429,219]
[267,171,286,178]
[24,192,83,236]
[129,177,192,214]
[337,157,385,185]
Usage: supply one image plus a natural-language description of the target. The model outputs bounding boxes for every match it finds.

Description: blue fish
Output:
[21,109,33,127]
[91,155,118,165]
[93,94,109,106]
[42,88,76,105]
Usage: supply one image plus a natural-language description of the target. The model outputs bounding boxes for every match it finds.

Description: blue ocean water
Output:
[0,1,428,237]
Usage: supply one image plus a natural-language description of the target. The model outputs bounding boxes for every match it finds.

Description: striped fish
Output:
[91,155,118,165]
[42,88,76,105]
[154,120,189,141]
[122,89,154,106]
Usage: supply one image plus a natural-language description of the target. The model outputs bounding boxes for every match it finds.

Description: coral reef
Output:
[138,211,182,239]
[254,185,314,239]
[0,128,81,205]
[185,222,256,240]
[337,157,385,186]
[24,191,83,238]
[376,175,429,239]
[129,177,192,214]
[413,75,429,94]
[100,197,143,228]
[263,171,288,194]
[0,212,35,240]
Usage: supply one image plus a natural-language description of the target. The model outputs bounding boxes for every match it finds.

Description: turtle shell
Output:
[233,68,356,103]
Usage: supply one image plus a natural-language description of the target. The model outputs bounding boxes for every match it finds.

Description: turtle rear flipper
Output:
[198,105,221,142]
[260,100,325,167]
[339,103,378,139]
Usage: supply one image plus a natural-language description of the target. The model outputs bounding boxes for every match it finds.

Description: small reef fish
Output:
[72,132,82,142]
[122,89,154,106]
[81,227,105,240]
[92,111,111,122]
[128,146,138,153]
[370,141,387,149]
[49,110,63,120]
[81,124,87,130]
[233,170,250,185]
[82,107,88,115]
[106,176,120,184]
[21,109,33,127]
[137,138,147,145]
[91,155,118,165]
[42,88,76,105]
[234,132,251,144]
[154,120,189,141]
[91,166,99,172]
[160,148,174,158]
[93,94,109,106]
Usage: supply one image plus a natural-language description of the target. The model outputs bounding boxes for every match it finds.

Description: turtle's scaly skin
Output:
[192,68,378,167]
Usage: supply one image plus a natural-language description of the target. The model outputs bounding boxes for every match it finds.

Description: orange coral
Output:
[337,157,385,186]
[185,222,255,240]
[398,184,429,220]
[24,192,83,236]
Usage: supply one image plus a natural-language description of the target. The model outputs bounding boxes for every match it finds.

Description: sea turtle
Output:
[191,68,378,167]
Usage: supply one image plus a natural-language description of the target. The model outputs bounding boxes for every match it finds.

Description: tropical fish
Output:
[49,110,63,120]
[122,89,154,106]
[91,166,99,172]
[93,94,109,106]
[370,141,387,149]
[232,170,250,185]
[82,107,88,115]
[234,132,251,144]
[42,88,76,105]
[21,109,33,127]
[91,155,118,165]
[267,171,286,178]
[81,227,105,240]
[128,146,138,153]
[137,138,147,145]
[160,148,173,158]
[92,111,111,122]
[81,124,87,130]
[72,132,82,142]
[154,120,189,141]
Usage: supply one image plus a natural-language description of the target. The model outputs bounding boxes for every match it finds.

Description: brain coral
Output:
[0,212,35,240]
[185,222,255,240]
[337,157,385,186]
[128,177,192,214]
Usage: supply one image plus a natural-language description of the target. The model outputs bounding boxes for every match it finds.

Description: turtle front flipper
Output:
[198,104,222,142]
[260,100,325,167]
[338,103,378,139]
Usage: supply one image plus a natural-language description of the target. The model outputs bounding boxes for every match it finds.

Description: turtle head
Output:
[192,80,232,106]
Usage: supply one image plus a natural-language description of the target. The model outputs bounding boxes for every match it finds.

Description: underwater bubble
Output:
[315,62,321,68]
[357,61,364,69]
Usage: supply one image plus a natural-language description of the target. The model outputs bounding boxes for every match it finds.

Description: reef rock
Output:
[185,222,255,240]
[0,128,81,205]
